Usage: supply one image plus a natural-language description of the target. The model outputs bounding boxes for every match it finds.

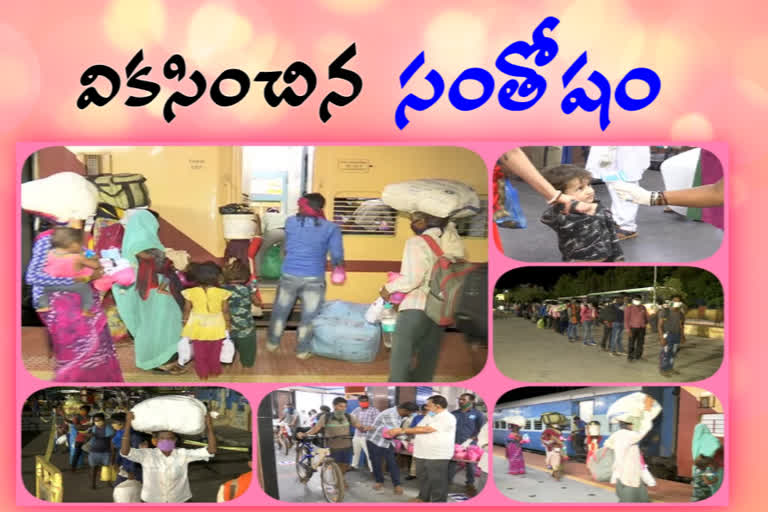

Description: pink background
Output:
[1,0,756,510]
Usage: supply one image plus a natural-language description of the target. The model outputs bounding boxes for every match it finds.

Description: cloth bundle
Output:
[130,395,207,435]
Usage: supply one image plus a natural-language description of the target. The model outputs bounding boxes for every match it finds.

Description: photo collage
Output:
[18,144,727,505]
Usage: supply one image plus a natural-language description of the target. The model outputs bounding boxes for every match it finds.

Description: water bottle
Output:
[380,302,397,349]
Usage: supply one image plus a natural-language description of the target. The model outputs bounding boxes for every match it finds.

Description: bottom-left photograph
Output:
[21,387,253,503]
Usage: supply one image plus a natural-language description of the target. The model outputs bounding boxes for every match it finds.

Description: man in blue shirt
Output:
[266,193,344,360]
[448,393,486,496]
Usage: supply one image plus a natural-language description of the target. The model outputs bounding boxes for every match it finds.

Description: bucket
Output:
[222,213,256,239]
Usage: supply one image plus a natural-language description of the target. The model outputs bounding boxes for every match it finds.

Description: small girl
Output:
[221,259,262,368]
[586,420,602,469]
[39,227,101,315]
[540,165,624,262]
[182,262,232,380]
[506,421,528,475]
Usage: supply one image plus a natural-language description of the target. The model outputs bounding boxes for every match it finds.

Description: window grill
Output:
[333,197,397,235]
[700,414,725,437]
[454,197,488,237]
[533,420,543,431]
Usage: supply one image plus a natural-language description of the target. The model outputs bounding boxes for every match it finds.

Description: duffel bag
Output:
[310,301,381,362]
[90,173,150,210]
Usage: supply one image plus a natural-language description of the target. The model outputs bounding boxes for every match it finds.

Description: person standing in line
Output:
[350,395,380,473]
[599,299,616,351]
[581,301,597,346]
[625,295,649,362]
[658,295,686,377]
[610,296,626,356]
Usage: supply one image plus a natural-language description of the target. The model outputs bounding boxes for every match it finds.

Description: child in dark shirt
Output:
[540,165,624,262]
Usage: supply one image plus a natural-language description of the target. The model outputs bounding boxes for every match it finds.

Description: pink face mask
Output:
[157,439,176,452]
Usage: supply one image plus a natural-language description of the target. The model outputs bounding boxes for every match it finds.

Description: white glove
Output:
[611,181,653,205]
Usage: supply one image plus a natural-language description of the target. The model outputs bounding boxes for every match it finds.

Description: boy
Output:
[540,165,624,262]
[87,413,114,489]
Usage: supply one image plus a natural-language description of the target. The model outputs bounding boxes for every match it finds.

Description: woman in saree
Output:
[23,172,123,382]
[540,422,566,480]
[691,423,723,501]
[505,420,527,475]
[112,210,186,375]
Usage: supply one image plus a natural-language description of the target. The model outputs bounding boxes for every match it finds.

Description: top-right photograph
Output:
[494,146,724,263]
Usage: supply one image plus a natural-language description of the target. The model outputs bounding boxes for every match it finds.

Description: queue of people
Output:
[508,294,687,376]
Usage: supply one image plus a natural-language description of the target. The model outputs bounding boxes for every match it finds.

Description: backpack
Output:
[260,244,283,280]
[454,263,488,343]
[89,173,150,210]
[420,235,482,327]
[588,446,615,482]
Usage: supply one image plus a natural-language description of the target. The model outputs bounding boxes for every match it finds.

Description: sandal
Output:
[152,363,188,375]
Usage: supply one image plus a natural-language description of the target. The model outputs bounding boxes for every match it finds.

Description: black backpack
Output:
[453,263,488,345]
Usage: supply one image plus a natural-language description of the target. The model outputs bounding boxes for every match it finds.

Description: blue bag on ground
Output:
[310,301,381,362]
[495,178,527,229]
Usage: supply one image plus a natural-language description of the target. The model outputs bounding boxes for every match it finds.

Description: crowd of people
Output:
[24,172,471,383]
[275,393,487,502]
[509,294,688,377]
[502,404,723,503]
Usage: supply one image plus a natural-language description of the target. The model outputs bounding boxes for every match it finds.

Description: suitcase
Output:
[310,301,381,362]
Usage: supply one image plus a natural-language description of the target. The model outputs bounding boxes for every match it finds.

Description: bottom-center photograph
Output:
[257,386,488,504]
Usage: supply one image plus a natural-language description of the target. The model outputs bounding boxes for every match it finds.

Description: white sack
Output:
[21,172,99,221]
[131,395,207,435]
[381,179,480,219]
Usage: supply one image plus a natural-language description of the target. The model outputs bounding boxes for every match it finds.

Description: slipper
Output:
[152,363,188,375]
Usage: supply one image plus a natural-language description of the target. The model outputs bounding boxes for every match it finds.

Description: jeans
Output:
[447,459,476,486]
[582,320,595,344]
[567,322,579,340]
[367,441,400,486]
[267,273,326,353]
[611,322,625,353]
[628,327,646,360]
[601,324,612,349]
[389,310,444,382]
[415,458,450,502]
[659,332,681,371]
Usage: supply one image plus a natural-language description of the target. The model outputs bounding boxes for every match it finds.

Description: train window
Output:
[700,414,725,437]
[525,419,532,430]
[333,197,397,235]
[533,420,543,431]
[454,197,488,238]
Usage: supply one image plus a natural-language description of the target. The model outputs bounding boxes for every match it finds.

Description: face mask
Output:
[360,402,369,409]
[632,300,641,305]
[672,302,682,308]
[334,410,346,420]
[460,402,472,410]
[157,439,176,452]
[427,411,436,417]
[284,408,291,414]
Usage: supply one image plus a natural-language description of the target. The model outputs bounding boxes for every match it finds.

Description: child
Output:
[540,165,624,262]
[110,412,147,487]
[221,259,262,368]
[38,227,101,314]
[585,420,602,469]
[182,262,232,380]
[87,413,114,489]
[541,421,567,480]
[505,421,527,475]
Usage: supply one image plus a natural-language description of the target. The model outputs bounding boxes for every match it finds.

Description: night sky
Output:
[495,267,611,289]
[497,387,587,405]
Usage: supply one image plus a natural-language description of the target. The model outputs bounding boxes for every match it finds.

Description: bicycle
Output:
[294,434,349,503]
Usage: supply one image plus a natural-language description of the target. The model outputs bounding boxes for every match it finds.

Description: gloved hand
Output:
[611,181,653,205]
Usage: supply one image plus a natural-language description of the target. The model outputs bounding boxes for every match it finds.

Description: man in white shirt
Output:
[388,395,456,502]
[121,411,217,503]
[604,396,655,502]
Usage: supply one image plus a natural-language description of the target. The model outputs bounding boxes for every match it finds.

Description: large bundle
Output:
[607,392,662,424]
[21,172,99,221]
[504,415,526,428]
[131,395,207,435]
[89,173,150,210]
[381,179,480,219]
[310,301,381,362]
[61,396,84,416]
[540,412,568,427]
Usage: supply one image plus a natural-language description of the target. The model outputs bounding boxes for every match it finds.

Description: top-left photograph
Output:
[20,146,489,383]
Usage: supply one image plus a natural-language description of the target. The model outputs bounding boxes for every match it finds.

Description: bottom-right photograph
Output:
[492,386,724,504]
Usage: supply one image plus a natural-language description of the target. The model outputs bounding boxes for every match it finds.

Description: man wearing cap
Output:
[604,396,656,502]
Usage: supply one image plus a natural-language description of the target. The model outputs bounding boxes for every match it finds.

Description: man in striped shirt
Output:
[366,402,420,494]
[350,395,380,473]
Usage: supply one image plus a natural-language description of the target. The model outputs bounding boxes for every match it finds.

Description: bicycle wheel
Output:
[320,459,345,503]
[295,445,314,483]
